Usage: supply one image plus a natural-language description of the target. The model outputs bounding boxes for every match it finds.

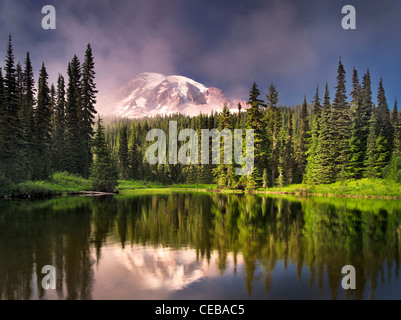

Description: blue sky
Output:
[1,0,401,112]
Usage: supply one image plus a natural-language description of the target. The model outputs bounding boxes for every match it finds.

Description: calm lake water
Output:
[1,192,401,300]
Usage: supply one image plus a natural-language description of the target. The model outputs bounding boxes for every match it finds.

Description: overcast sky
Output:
[1,0,401,113]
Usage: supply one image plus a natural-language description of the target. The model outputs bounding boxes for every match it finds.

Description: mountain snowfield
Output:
[113,72,246,118]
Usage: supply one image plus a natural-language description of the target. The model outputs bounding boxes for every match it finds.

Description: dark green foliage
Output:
[52,74,66,171]
[128,125,141,180]
[296,96,309,181]
[19,52,36,179]
[33,63,52,180]
[64,56,83,176]
[283,110,296,185]
[314,83,335,183]
[90,117,118,192]
[350,67,361,120]
[331,58,351,180]
[392,98,401,156]
[0,35,25,182]
[304,90,321,184]
[364,112,380,178]
[383,155,401,183]
[347,67,366,179]
[1,35,399,191]
[213,105,235,188]
[312,86,321,119]
[244,83,265,189]
[375,78,393,164]
[80,44,98,177]
[265,83,281,186]
[118,125,130,179]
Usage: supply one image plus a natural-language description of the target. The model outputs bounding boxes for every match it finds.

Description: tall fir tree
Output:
[80,44,98,177]
[20,52,36,179]
[52,74,66,172]
[118,125,130,179]
[64,56,83,176]
[128,124,141,180]
[314,83,335,183]
[296,96,310,181]
[33,63,52,180]
[0,35,25,181]
[331,58,351,180]
[243,83,265,189]
[265,83,280,186]
[91,117,118,192]
[364,112,381,178]
[375,77,393,164]
[304,88,321,184]
[213,105,235,188]
[349,67,361,121]
[347,67,365,178]
[392,98,401,156]
[283,110,296,185]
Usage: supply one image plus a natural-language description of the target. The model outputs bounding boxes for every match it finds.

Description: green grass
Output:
[116,180,218,193]
[1,172,93,197]
[258,178,401,198]
[115,180,165,191]
[4,174,401,199]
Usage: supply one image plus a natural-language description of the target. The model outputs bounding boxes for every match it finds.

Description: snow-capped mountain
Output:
[113,72,245,118]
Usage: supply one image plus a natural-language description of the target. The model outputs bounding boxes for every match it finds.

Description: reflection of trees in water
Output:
[109,194,401,299]
[0,198,95,300]
[0,194,401,299]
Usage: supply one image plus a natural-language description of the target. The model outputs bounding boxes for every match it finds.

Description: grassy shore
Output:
[117,178,401,199]
[258,178,401,199]
[2,174,401,199]
[0,172,93,198]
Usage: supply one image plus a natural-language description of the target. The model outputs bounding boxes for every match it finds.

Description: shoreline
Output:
[117,187,401,200]
[2,177,401,200]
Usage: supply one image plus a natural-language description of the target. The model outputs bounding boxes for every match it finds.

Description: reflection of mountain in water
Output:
[1,194,401,299]
[123,247,205,291]
[117,246,242,292]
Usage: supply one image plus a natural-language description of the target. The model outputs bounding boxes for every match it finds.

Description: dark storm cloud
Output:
[1,0,401,112]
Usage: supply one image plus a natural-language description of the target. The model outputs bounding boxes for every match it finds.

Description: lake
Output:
[1,192,401,300]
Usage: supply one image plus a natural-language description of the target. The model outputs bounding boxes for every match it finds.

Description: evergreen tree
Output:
[80,44,98,177]
[347,68,365,179]
[128,125,141,180]
[296,96,309,181]
[312,86,321,119]
[52,74,66,171]
[364,112,379,178]
[331,58,351,180]
[314,83,335,183]
[213,105,235,188]
[375,77,393,163]
[283,110,296,185]
[243,83,265,189]
[0,35,25,181]
[392,98,401,156]
[118,125,130,179]
[265,83,280,186]
[350,67,361,120]
[91,117,118,192]
[304,89,321,184]
[33,63,52,180]
[20,52,36,179]
[64,56,83,176]
[262,168,268,188]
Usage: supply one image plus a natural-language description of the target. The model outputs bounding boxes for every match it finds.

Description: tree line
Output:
[0,35,103,187]
[106,58,401,189]
[2,33,399,190]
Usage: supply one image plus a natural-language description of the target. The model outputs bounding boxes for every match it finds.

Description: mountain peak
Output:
[113,73,245,118]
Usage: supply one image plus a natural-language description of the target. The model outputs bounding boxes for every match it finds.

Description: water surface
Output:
[1,192,401,300]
